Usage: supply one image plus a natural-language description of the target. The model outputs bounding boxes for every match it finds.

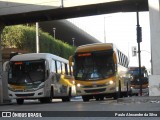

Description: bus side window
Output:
[69,66,73,76]
[65,63,68,75]
[51,59,56,73]
[55,61,58,73]
[57,61,62,74]
[62,62,65,74]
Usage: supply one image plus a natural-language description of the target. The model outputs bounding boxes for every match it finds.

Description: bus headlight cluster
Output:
[72,80,75,85]
[8,86,15,91]
[105,80,114,86]
[37,84,45,90]
[76,83,84,87]
[77,83,81,87]
[109,80,114,85]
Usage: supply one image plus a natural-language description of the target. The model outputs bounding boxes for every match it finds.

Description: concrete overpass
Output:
[1,0,160,103]
[0,0,148,25]
[39,20,100,46]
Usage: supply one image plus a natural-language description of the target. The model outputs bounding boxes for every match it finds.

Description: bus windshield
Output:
[8,60,45,86]
[74,50,115,80]
[127,68,148,85]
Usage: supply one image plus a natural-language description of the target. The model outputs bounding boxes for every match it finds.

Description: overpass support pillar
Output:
[148,0,160,96]
[0,23,4,104]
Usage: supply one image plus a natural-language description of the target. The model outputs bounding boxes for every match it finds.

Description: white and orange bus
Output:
[69,43,131,102]
[7,53,75,104]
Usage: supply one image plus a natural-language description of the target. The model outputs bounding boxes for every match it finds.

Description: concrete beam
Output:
[0,0,148,26]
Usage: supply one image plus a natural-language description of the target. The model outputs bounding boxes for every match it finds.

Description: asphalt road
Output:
[0,97,160,120]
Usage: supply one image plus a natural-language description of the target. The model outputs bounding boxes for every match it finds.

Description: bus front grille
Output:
[84,88,106,93]
[83,84,106,88]
[15,93,35,97]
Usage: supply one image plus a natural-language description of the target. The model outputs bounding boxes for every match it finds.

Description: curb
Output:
[117,96,160,103]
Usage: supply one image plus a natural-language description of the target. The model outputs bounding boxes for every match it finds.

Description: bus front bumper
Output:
[131,87,149,95]
[8,88,45,99]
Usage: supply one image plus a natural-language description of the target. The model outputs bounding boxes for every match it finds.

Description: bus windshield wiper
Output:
[82,67,92,80]
[26,71,35,85]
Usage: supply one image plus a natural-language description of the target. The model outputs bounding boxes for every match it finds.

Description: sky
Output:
[68,12,151,71]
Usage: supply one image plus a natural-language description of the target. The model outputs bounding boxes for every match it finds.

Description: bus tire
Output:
[95,95,104,101]
[68,87,72,98]
[62,97,70,102]
[95,96,99,101]
[100,96,104,101]
[82,96,89,102]
[62,87,71,102]
[118,80,121,98]
[39,98,45,103]
[113,93,118,100]
[16,99,24,105]
[126,83,132,97]
[50,87,54,99]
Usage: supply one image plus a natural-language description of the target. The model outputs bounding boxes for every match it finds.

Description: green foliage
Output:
[1,25,76,59]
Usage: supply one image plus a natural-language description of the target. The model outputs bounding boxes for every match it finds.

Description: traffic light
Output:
[132,46,137,57]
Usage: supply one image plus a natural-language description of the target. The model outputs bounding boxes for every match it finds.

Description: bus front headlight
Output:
[77,83,81,87]
[109,80,114,85]
[72,80,75,85]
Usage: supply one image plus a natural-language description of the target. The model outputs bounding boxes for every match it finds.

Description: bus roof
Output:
[128,66,146,71]
[75,43,115,53]
[10,53,68,63]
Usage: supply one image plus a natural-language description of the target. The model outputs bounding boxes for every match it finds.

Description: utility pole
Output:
[136,10,142,96]
[104,16,106,43]
[36,22,39,53]
[61,0,64,8]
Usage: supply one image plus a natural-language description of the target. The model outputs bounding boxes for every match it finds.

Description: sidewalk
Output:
[0,100,13,106]
[117,96,160,103]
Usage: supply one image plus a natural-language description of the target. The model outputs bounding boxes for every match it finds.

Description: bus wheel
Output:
[95,96,104,101]
[50,87,54,100]
[113,94,118,100]
[95,96,99,101]
[62,97,70,102]
[39,98,45,103]
[82,96,89,102]
[62,87,71,102]
[16,99,24,105]
[118,80,121,98]
[100,96,104,101]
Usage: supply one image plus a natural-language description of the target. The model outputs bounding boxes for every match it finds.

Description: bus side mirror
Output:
[113,52,117,63]
[69,56,73,66]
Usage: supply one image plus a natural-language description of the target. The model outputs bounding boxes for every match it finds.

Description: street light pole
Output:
[36,22,39,53]
[136,10,142,96]
[53,28,56,39]
[104,16,106,43]
[61,0,64,8]
[72,38,75,46]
